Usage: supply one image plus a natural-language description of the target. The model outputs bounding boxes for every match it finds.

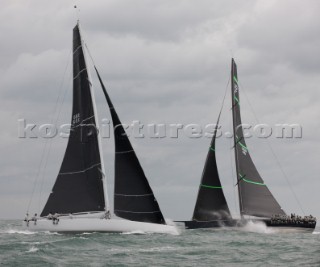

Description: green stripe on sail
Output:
[238,141,248,151]
[209,147,215,152]
[201,184,222,189]
[236,137,248,151]
[243,178,266,186]
[233,76,238,83]
[238,173,265,186]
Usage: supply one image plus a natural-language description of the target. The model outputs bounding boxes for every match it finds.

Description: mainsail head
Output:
[95,67,166,225]
[41,24,105,216]
[231,58,286,218]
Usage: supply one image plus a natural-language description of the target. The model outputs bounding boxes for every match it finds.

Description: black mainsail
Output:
[95,67,166,224]
[231,58,285,218]
[192,111,231,221]
[41,24,105,216]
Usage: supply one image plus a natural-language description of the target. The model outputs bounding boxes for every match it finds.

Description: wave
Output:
[3,229,37,235]
[165,219,181,235]
[0,229,63,235]
[120,219,181,235]
[121,230,146,235]
[80,232,96,235]
[107,246,178,254]
[138,246,177,252]
[21,237,75,245]
[26,246,39,253]
[42,231,61,235]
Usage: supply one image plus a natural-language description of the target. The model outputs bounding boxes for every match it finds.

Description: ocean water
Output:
[0,220,319,266]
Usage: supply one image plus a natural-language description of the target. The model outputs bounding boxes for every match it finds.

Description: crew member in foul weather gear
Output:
[24,213,29,226]
[31,213,38,225]
[53,213,59,224]
[47,212,53,220]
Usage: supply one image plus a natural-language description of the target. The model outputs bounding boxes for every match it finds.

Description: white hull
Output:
[22,217,179,235]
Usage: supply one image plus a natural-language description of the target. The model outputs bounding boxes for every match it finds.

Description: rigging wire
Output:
[84,43,97,68]
[26,49,72,214]
[219,77,230,116]
[38,70,72,212]
[238,80,305,215]
[27,138,48,213]
[214,76,240,215]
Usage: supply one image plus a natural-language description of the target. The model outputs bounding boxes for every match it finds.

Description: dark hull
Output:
[183,219,242,229]
[181,219,316,232]
[263,219,316,229]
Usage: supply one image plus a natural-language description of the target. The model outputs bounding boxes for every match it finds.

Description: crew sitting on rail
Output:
[47,212,53,220]
[271,214,316,225]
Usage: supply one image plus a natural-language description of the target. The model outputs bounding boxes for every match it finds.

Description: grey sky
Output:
[0,0,319,220]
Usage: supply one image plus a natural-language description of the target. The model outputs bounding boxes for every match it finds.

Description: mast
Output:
[78,22,110,213]
[231,58,244,218]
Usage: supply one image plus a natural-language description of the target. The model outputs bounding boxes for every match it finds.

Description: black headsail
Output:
[41,24,105,216]
[192,110,231,221]
[231,58,285,218]
[95,67,165,224]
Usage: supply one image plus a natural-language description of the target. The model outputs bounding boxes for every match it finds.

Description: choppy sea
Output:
[0,220,319,266]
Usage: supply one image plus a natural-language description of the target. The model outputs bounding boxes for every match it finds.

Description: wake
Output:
[238,220,277,234]
[2,229,37,235]
[0,229,60,235]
